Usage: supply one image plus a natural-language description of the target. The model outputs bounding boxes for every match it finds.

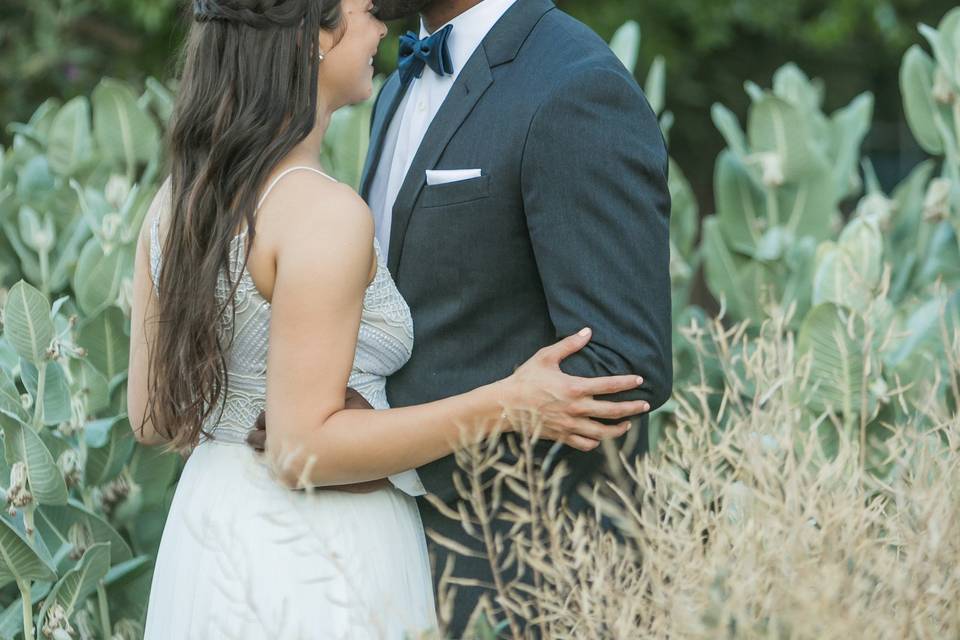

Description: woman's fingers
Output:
[563,418,630,442]
[522,416,629,451]
[572,398,651,420]
[573,374,645,397]
[539,327,592,365]
[564,434,601,452]
[554,419,630,452]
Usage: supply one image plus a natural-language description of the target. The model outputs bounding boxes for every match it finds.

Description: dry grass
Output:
[433,307,960,639]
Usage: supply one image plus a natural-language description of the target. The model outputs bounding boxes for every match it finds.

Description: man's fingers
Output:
[246,429,266,451]
[345,387,374,411]
[245,411,267,451]
[540,328,592,365]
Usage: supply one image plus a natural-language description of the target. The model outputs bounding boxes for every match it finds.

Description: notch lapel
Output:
[386,49,494,275]
[360,73,407,201]
[383,0,555,274]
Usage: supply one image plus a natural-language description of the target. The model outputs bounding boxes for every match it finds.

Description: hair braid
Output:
[192,0,310,29]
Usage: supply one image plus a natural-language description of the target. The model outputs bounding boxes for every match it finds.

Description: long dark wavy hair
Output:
[147,0,342,450]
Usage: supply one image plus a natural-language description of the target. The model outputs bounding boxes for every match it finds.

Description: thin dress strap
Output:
[149,181,171,291]
[256,166,338,211]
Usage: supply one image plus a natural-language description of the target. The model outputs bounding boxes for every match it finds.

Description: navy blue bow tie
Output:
[398,25,454,86]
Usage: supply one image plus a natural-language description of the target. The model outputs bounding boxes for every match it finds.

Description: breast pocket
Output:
[419,174,491,209]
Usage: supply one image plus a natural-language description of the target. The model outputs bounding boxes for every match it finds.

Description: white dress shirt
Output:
[368,0,518,262]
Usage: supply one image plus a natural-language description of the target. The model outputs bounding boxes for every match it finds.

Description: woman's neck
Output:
[286,105,332,166]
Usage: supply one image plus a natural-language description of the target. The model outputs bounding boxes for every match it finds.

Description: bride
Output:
[127,0,647,637]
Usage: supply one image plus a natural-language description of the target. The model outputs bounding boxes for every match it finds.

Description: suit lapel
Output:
[386,51,494,275]
[360,73,407,201]
[384,0,555,275]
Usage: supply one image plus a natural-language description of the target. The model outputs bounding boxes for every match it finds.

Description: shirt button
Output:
[417,101,427,112]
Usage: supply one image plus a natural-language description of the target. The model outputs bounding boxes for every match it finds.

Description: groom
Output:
[365,0,672,633]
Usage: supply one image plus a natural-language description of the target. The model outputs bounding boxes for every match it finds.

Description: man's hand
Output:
[245,387,374,452]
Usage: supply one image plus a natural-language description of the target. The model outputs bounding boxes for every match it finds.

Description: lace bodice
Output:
[148,169,423,495]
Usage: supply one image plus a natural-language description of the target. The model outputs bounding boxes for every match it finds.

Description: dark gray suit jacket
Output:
[360,0,671,630]
[362,0,672,500]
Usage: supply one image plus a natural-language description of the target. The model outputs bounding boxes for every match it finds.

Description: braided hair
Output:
[192,0,310,29]
[146,0,342,450]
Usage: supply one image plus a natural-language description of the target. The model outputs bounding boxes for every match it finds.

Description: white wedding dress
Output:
[143,168,437,639]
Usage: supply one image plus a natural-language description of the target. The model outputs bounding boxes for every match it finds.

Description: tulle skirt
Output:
[143,439,438,639]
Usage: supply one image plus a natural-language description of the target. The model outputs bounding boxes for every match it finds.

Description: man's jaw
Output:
[375,0,433,21]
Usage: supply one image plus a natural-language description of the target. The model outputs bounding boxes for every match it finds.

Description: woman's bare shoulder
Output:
[257,171,374,283]
[259,171,372,240]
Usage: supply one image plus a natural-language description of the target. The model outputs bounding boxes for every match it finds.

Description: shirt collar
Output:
[418,0,518,78]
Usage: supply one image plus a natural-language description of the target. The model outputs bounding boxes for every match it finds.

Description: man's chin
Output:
[375,0,432,21]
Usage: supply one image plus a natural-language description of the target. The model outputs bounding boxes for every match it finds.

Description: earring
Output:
[318,50,325,61]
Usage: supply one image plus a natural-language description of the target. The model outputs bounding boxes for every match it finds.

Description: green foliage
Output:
[657,9,960,477]
[0,8,958,638]
[0,1,181,151]
[900,9,960,233]
[320,82,380,190]
[0,76,179,639]
[560,0,930,53]
[701,71,862,332]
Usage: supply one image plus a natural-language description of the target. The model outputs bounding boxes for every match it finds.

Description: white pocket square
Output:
[425,169,482,186]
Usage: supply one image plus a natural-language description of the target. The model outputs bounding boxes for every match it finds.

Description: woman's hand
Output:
[499,327,650,452]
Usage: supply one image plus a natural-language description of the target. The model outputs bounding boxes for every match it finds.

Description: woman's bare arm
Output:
[261,174,644,490]
[127,183,170,446]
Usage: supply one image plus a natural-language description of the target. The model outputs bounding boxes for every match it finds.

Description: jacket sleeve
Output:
[520,65,673,416]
